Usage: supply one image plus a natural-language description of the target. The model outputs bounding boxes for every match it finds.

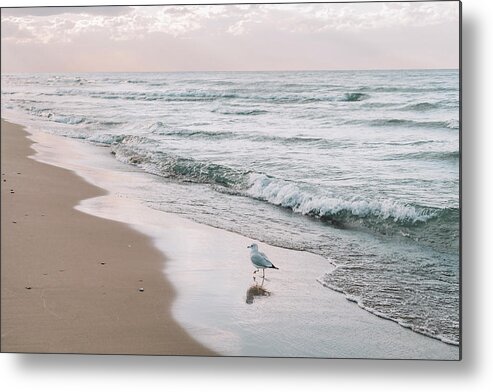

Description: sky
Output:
[1,1,460,72]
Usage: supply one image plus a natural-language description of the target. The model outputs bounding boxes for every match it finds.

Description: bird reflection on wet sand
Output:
[246,277,271,304]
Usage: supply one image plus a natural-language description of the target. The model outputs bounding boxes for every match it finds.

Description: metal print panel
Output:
[0,1,461,359]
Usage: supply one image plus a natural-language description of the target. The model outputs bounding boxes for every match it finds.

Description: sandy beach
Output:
[0,118,459,359]
[0,119,214,355]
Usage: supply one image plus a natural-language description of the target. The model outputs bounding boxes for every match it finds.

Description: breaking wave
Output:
[385,150,460,161]
[341,92,369,102]
[246,173,439,227]
[211,108,269,115]
[103,134,455,243]
[366,118,459,129]
[400,102,441,111]
[146,121,353,148]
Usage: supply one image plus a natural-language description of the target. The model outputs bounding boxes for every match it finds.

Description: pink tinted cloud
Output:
[1,2,460,72]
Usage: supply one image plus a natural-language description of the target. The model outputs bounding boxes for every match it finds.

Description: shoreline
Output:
[1,118,459,359]
[1,119,215,356]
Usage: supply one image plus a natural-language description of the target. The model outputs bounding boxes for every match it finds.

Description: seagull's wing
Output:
[251,252,273,268]
[259,251,272,262]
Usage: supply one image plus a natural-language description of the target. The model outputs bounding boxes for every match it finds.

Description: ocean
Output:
[1,69,460,345]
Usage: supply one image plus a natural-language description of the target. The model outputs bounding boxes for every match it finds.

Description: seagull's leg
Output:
[262,269,265,278]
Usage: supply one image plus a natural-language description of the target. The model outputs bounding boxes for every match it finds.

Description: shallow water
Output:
[1,69,460,344]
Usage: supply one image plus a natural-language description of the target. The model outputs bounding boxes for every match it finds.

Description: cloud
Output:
[1,6,132,17]
[1,3,459,45]
[1,6,217,43]
[237,3,459,34]
[1,19,34,41]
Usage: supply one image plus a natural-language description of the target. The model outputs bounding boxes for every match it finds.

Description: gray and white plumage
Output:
[247,243,279,277]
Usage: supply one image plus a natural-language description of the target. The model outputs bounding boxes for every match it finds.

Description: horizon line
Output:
[2,67,460,74]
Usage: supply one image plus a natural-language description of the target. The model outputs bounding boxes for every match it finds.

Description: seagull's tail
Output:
[270,265,279,270]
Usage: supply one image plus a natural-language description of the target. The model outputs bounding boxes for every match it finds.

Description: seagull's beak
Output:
[246,245,250,248]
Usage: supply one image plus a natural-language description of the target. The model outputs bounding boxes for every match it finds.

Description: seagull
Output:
[247,243,279,278]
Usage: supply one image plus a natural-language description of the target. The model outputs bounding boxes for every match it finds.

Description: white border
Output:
[2,0,492,391]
